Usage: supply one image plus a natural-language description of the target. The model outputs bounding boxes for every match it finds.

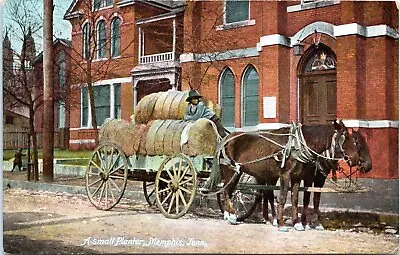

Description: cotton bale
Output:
[184,118,218,156]
[163,120,181,155]
[99,119,129,145]
[134,93,158,124]
[138,121,153,155]
[154,120,175,155]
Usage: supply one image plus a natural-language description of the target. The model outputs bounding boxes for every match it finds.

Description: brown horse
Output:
[207,120,359,231]
[300,128,373,230]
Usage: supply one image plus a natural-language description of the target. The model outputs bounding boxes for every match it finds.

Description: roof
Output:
[136,6,184,25]
[64,0,184,20]
[30,38,71,65]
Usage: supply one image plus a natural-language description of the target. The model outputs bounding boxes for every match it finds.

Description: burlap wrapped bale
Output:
[182,118,218,157]
[135,93,158,124]
[163,120,181,155]
[138,121,153,155]
[154,120,175,155]
[116,121,137,156]
[145,120,165,156]
[99,119,129,145]
[134,90,189,124]
[171,121,187,154]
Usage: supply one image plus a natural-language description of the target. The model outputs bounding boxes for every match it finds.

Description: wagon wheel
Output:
[86,143,128,210]
[155,154,197,219]
[143,181,169,206]
[217,173,261,221]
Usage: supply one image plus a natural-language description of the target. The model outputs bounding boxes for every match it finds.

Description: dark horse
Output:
[206,120,359,231]
[300,128,373,230]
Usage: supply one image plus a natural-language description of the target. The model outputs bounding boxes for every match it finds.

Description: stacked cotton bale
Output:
[98,89,221,156]
[135,90,188,124]
[142,119,217,157]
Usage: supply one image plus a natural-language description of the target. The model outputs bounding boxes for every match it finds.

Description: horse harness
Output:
[218,123,348,176]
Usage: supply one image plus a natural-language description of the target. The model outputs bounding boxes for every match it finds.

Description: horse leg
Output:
[291,179,305,231]
[266,178,278,226]
[222,168,242,225]
[313,172,327,230]
[301,178,313,230]
[278,170,290,232]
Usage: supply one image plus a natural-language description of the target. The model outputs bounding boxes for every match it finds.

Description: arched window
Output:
[110,18,120,57]
[242,66,259,126]
[82,23,91,59]
[219,68,235,127]
[96,20,106,59]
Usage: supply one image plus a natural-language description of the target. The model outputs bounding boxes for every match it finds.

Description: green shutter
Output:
[226,0,249,23]
[221,69,235,127]
[243,67,259,126]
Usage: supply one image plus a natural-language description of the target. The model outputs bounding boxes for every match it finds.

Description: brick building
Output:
[65,0,398,180]
[64,0,183,149]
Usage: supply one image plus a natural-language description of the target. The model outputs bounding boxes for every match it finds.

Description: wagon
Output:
[84,90,225,219]
[84,91,369,221]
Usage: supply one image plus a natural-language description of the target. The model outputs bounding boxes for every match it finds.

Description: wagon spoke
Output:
[107,181,116,202]
[158,177,170,184]
[90,180,104,198]
[179,186,192,195]
[108,147,115,169]
[109,152,121,172]
[180,177,194,186]
[105,181,109,209]
[108,177,122,192]
[178,166,190,182]
[178,189,187,207]
[97,182,106,205]
[109,175,125,180]
[158,187,170,194]
[175,191,180,214]
[167,193,176,214]
[88,178,102,188]
[109,164,125,176]
[166,167,174,180]
[90,160,103,173]
[161,191,173,205]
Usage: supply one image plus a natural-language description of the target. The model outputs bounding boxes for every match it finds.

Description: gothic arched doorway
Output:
[299,44,337,125]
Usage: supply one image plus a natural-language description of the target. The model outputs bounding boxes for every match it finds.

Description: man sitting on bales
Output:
[184,90,227,138]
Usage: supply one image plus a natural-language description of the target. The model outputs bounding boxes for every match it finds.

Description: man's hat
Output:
[186,90,203,102]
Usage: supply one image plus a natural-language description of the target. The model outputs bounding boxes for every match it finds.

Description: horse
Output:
[205,120,359,231]
[300,128,373,230]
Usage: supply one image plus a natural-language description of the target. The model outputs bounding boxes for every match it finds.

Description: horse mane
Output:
[300,124,336,153]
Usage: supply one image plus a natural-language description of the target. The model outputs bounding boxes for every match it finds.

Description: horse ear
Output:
[333,120,340,130]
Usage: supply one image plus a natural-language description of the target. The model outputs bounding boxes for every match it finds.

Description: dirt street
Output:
[3,188,399,254]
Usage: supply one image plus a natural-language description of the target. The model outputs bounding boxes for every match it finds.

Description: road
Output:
[3,188,399,254]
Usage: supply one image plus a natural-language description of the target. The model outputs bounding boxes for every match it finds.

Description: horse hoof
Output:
[278,226,289,232]
[305,224,311,230]
[272,219,278,227]
[223,211,229,220]
[294,223,305,231]
[227,214,237,225]
[315,224,325,231]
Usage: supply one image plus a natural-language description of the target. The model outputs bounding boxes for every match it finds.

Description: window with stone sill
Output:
[93,0,113,11]
[219,0,255,30]
[96,20,106,59]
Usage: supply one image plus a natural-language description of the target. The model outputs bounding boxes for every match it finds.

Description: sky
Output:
[3,0,73,54]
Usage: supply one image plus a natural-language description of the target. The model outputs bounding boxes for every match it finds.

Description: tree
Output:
[65,0,135,146]
[4,0,43,181]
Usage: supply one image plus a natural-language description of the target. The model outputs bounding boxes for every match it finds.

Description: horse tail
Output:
[203,136,228,192]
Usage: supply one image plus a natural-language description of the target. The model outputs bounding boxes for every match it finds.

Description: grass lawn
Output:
[3,148,92,161]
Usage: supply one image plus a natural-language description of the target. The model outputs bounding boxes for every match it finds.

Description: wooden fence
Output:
[3,129,69,149]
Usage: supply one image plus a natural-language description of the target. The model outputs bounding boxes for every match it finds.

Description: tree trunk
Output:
[29,107,39,181]
[42,0,54,182]
[86,62,99,146]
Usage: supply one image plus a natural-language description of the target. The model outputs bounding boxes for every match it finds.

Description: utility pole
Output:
[42,0,54,182]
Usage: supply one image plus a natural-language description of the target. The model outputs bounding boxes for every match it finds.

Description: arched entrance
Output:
[299,44,337,125]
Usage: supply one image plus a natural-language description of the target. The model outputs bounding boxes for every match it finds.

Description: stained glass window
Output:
[304,50,336,72]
